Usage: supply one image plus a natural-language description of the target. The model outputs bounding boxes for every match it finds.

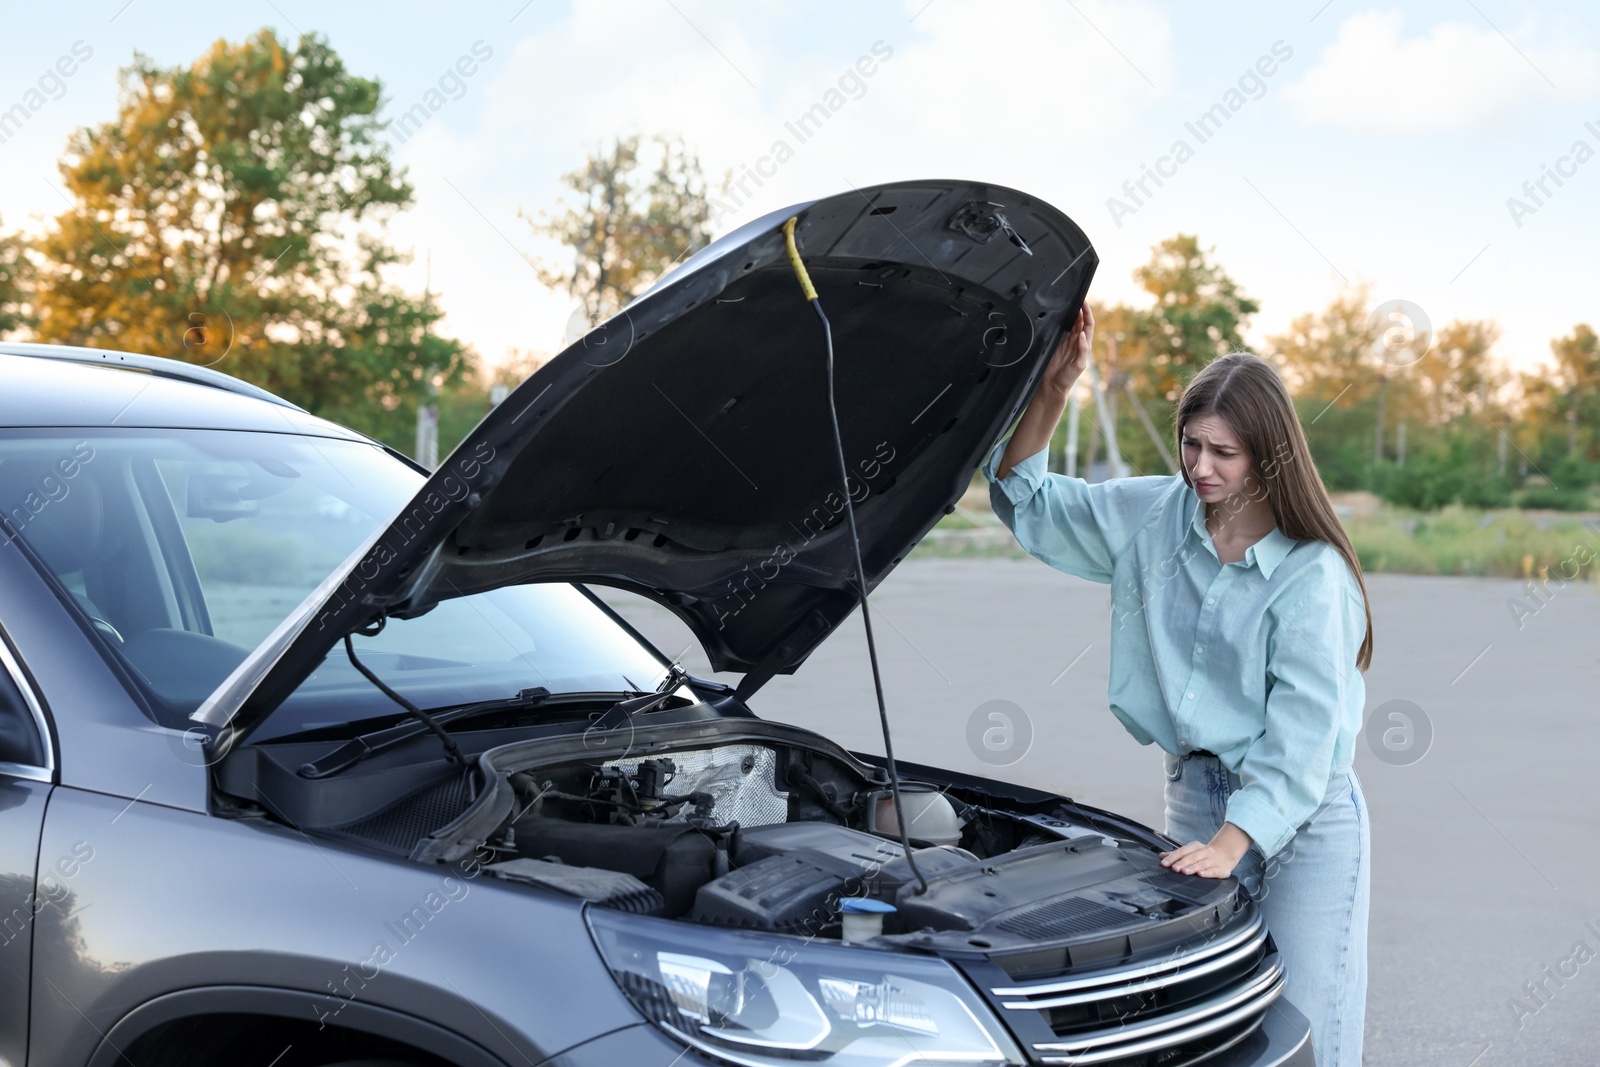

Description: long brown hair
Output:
[1176,352,1373,670]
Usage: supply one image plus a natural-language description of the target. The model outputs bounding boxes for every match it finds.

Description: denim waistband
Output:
[1173,747,1353,785]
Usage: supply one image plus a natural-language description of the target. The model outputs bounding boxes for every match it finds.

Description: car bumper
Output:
[1204,995,1317,1067]
[545,999,1316,1067]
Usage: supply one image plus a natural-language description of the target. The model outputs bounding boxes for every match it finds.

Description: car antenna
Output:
[342,617,468,767]
[781,215,929,896]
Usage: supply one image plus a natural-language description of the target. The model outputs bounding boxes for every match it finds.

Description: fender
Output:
[86,985,509,1067]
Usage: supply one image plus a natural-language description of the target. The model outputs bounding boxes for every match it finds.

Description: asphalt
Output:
[601,556,1600,1067]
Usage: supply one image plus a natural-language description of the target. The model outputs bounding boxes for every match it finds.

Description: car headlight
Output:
[588,909,1024,1067]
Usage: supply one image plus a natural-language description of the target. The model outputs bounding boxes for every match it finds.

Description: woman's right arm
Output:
[994,305,1092,480]
[983,303,1171,584]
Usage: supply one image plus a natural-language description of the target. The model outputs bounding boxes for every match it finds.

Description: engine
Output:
[470,741,1230,953]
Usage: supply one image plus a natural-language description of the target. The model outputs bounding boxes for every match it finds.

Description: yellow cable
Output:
[781,216,818,302]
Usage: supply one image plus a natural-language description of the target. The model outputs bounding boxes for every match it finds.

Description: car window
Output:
[0,648,45,769]
[0,430,671,731]
[258,583,676,741]
[153,453,386,649]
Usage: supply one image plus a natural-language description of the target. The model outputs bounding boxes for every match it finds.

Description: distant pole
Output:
[1396,420,1407,469]
[1374,370,1387,462]
[1083,340,1128,479]
[1569,391,1579,457]
[415,249,440,469]
[1497,415,1508,477]
[1105,334,1120,463]
[416,385,439,469]
[1122,377,1178,473]
[1065,381,1081,478]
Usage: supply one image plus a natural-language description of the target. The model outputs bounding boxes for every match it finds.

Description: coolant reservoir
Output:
[868,784,962,847]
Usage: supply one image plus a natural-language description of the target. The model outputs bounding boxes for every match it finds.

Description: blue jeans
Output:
[1163,750,1371,1067]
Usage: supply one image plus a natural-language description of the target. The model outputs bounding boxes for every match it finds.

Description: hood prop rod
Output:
[342,618,468,767]
[782,215,929,896]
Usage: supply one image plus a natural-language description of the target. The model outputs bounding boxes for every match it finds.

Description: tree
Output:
[1267,284,1377,403]
[1079,236,1258,477]
[1521,324,1600,463]
[31,28,469,448]
[1265,285,1391,488]
[0,219,30,337]
[525,134,715,329]
[1132,234,1259,401]
[1411,320,1501,428]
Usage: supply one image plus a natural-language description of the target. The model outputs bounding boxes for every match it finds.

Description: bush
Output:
[1459,475,1513,509]
[1513,484,1593,511]
[1314,439,1371,492]
[1547,454,1600,490]
[1371,456,1467,510]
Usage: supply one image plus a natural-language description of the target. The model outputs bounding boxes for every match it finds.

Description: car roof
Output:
[0,346,368,441]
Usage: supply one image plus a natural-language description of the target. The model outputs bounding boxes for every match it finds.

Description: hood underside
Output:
[196,179,1097,742]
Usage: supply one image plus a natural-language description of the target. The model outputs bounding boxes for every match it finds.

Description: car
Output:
[0,178,1315,1066]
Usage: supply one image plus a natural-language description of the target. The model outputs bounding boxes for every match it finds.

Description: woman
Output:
[983,304,1373,1067]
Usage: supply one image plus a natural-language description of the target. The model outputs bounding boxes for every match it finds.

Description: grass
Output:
[914,489,1600,581]
[1344,505,1600,580]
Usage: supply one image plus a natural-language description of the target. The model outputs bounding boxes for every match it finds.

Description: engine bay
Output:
[418,735,1243,958]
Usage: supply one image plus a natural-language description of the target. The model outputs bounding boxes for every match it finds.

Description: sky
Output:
[2,0,1597,380]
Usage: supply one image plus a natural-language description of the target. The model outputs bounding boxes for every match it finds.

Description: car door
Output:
[0,629,53,1064]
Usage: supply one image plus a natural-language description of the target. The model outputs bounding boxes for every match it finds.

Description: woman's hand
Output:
[1042,303,1093,399]
[1160,822,1253,879]
[991,301,1094,480]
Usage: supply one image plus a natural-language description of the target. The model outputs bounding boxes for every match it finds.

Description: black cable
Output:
[806,296,929,896]
[343,629,468,767]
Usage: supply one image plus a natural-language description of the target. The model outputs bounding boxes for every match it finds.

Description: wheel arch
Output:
[84,984,511,1067]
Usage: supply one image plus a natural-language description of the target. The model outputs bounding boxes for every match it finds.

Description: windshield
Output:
[0,429,673,734]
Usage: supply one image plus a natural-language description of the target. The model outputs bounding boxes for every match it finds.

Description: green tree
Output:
[0,219,30,337]
[1265,285,1387,489]
[1132,234,1259,400]
[31,28,468,448]
[1522,324,1600,464]
[1079,237,1258,477]
[525,133,714,330]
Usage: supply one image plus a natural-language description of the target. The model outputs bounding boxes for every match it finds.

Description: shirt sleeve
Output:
[1223,575,1367,860]
[980,435,1166,585]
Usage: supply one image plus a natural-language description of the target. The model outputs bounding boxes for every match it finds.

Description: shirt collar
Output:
[1187,487,1296,580]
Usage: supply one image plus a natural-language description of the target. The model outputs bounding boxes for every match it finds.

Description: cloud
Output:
[1284,9,1600,133]
[465,0,1171,209]
[388,0,1174,365]
[873,0,1172,146]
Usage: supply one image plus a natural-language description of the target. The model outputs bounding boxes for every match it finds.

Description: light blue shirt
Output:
[982,437,1367,860]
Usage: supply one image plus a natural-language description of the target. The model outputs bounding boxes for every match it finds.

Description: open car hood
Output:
[194,179,1097,744]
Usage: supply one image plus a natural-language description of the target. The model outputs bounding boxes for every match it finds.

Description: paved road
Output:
[601,556,1600,1067]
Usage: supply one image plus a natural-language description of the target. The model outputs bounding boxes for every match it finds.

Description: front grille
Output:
[987,912,1284,1066]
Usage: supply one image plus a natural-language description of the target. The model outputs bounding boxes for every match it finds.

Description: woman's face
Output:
[1180,414,1257,505]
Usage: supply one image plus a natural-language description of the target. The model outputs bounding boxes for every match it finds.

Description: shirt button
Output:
[1186,692,1195,700]
[1195,645,1204,654]
[1206,597,1215,605]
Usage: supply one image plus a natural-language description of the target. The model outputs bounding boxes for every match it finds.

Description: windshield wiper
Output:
[297,684,557,779]
[293,684,695,779]
[299,642,694,780]
[584,662,690,735]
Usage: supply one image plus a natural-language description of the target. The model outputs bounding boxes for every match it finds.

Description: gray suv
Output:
[0,180,1315,1066]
